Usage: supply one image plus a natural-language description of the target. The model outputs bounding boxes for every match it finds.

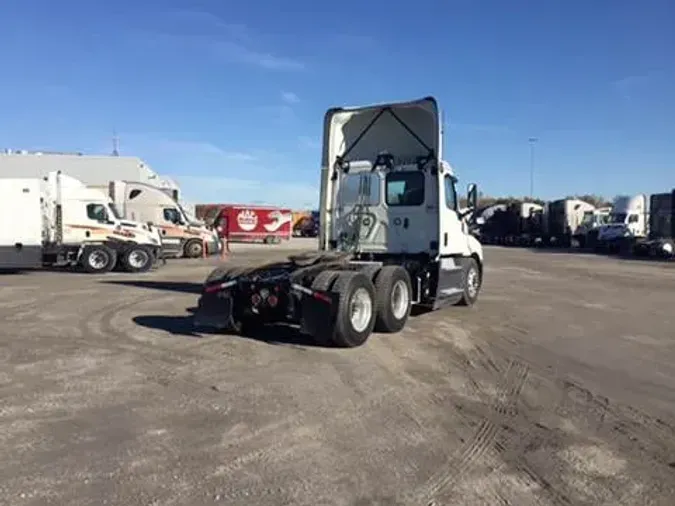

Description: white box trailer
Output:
[0,179,43,268]
[0,172,163,272]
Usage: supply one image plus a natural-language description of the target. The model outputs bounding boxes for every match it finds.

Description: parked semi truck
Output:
[0,172,162,272]
[193,96,483,347]
[573,206,611,248]
[542,198,596,247]
[597,192,674,258]
[101,181,221,259]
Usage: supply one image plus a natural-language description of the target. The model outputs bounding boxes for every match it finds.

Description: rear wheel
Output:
[373,266,412,333]
[81,245,117,274]
[330,271,376,348]
[120,245,153,273]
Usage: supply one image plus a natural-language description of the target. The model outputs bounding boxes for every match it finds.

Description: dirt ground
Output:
[1,242,675,506]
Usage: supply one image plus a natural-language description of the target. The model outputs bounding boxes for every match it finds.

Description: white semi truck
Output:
[573,206,611,248]
[597,192,674,258]
[193,96,484,347]
[100,181,221,259]
[0,172,162,272]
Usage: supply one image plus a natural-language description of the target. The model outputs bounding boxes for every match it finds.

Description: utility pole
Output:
[112,129,120,157]
[528,137,538,198]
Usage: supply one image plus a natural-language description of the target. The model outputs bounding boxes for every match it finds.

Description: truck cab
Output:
[597,195,648,244]
[108,181,221,258]
[320,96,482,307]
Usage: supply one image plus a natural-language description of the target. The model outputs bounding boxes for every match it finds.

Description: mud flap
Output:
[299,291,339,337]
[193,292,236,330]
[432,257,465,310]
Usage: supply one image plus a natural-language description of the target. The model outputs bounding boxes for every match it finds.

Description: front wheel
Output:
[184,239,204,258]
[121,245,154,273]
[80,245,117,274]
[457,258,482,307]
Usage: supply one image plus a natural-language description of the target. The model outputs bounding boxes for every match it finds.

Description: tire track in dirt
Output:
[410,359,531,505]
[484,340,675,505]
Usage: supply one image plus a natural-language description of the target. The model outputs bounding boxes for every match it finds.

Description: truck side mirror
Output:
[467,183,478,210]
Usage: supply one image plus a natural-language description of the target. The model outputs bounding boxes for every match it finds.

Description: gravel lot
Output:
[2,241,675,506]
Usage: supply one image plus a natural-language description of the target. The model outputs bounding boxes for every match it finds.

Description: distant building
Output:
[0,150,180,200]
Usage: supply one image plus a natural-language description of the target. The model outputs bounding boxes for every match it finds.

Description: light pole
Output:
[528,137,538,199]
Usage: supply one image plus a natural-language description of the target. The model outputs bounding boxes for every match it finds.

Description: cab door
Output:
[434,174,468,306]
[63,202,114,244]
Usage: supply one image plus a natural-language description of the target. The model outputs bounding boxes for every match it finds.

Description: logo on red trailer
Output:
[237,209,258,231]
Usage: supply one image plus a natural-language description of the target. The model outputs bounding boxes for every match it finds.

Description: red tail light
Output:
[312,292,332,303]
[268,294,278,307]
[251,293,262,306]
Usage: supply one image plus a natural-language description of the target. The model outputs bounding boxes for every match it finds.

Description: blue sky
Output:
[0,0,673,208]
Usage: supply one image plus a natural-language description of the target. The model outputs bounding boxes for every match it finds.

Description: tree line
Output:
[459,193,613,209]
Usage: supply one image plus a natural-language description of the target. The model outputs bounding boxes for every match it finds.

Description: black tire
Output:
[120,245,153,273]
[330,271,376,348]
[301,270,341,345]
[373,266,412,333]
[205,265,247,284]
[184,239,204,259]
[264,236,275,245]
[457,258,481,307]
[80,245,117,274]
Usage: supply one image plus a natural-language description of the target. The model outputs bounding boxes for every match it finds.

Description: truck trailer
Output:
[0,172,162,272]
[193,97,484,347]
[200,205,293,244]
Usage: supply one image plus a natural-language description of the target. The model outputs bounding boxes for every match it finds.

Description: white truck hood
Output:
[322,96,441,168]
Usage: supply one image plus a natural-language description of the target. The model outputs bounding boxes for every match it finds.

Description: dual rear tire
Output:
[303,266,413,348]
[80,244,154,274]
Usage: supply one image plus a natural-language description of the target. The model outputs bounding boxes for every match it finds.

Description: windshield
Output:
[108,203,122,220]
[608,212,627,224]
[176,202,193,223]
[581,211,595,225]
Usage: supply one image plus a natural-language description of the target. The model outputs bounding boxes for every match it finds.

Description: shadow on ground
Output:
[102,280,203,294]
[132,311,324,347]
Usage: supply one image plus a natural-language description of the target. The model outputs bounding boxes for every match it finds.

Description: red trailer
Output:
[210,205,293,244]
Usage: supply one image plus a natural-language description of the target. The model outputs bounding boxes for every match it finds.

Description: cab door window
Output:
[444,175,458,210]
[87,203,109,222]
[163,207,181,224]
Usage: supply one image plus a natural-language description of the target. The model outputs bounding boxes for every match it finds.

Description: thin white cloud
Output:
[255,104,296,125]
[298,136,320,149]
[135,10,305,72]
[612,73,657,101]
[151,139,257,162]
[164,9,250,41]
[281,91,300,104]
[447,121,513,134]
[211,41,304,71]
[172,175,319,209]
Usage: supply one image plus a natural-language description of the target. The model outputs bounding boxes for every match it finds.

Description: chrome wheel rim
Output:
[350,287,373,333]
[89,251,108,269]
[391,280,409,320]
[466,267,480,298]
[128,249,149,268]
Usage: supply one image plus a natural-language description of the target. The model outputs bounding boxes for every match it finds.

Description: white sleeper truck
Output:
[0,171,162,272]
[106,180,221,259]
[193,97,484,347]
